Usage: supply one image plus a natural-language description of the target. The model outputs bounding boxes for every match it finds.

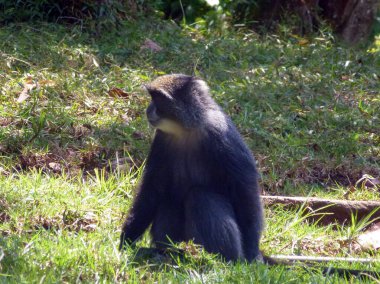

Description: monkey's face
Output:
[144,74,206,136]
[146,99,185,136]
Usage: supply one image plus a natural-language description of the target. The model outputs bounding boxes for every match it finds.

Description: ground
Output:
[0,18,379,283]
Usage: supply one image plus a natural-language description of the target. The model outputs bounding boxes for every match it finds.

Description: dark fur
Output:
[120,74,263,262]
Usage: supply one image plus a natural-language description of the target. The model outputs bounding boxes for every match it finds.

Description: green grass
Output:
[1,170,379,283]
[0,18,379,282]
[1,21,378,193]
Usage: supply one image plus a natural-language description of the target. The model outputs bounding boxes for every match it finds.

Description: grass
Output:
[1,169,379,283]
[0,17,379,282]
[1,170,379,283]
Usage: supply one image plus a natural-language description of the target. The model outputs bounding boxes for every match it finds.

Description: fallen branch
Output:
[269,255,379,263]
[268,254,380,279]
[262,196,380,225]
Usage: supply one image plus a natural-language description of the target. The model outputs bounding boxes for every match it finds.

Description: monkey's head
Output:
[144,74,226,137]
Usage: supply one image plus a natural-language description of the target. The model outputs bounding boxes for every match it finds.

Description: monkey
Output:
[119,74,263,262]
[118,74,380,279]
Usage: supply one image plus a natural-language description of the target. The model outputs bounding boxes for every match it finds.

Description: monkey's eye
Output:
[150,89,175,110]
[150,95,178,121]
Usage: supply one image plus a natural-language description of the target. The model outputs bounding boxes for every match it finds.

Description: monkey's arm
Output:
[119,179,158,249]
[119,135,169,250]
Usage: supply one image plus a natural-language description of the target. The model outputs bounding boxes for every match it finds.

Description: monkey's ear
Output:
[143,84,159,95]
[142,84,152,93]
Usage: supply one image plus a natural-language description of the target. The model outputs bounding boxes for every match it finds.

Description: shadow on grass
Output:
[0,20,379,190]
